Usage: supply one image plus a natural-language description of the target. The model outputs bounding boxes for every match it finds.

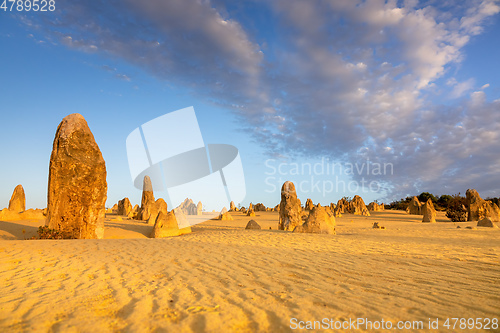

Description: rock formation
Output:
[466,189,500,222]
[246,209,256,217]
[274,204,280,212]
[45,113,107,239]
[367,202,385,212]
[150,210,191,238]
[137,176,155,221]
[245,220,261,230]
[477,217,498,228]
[254,203,266,212]
[421,199,436,223]
[336,198,349,214]
[8,185,25,212]
[177,198,198,215]
[229,201,236,211]
[278,181,302,231]
[348,195,370,216]
[111,203,118,213]
[406,196,422,215]
[293,206,336,234]
[131,204,139,218]
[218,212,233,220]
[248,203,253,211]
[117,197,133,216]
[305,198,314,211]
[147,198,168,225]
[196,201,203,215]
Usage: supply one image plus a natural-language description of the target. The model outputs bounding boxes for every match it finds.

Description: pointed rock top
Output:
[8,184,25,212]
[56,113,91,138]
[143,175,153,192]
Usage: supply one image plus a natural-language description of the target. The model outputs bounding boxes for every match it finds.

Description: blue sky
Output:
[1,0,499,210]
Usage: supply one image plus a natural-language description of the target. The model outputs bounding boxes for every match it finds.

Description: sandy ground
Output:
[0,210,499,332]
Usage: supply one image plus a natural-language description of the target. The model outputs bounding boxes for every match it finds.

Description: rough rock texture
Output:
[274,204,280,212]
[147,198,168,225]
[218,212,233,220]
[177,198,198,215]
[111,204,118,213]
[348,195,370,216]
[305,198,314,211]
[421,199,437,223]
[117,198,133,217]
[137,176,155,221]
[278,181,302,231]
[221,207,228,215]
[131,204,139,218]
[466,189,500,222]
[336,198,349,214]
[8,185,25,212]
[197,201,203,215]
[254,203,266,212]
[245,220,261,230]
[332,203,342,217]
[150,211,191,238]
[229,201,236,211]
[248,203,253,211]
[477,217,498,228]
[293,206,336,234]
[46,113,107,239]
[367,202,385,212]
[406,196,422,215]
[246,209,256,217]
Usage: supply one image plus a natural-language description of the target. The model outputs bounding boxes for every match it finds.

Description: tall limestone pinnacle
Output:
[278,181,302,231]
[46,113,107,239]
[139,175,155,221]
[8,184,25,212]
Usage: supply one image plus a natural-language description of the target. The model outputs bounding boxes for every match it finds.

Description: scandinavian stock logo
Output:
[126,107,246,224]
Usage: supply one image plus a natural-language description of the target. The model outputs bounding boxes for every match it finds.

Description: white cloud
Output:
[450,78,475,98]
[19,0,500,199]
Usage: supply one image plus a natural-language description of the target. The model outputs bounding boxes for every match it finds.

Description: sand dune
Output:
[0,211,499,332]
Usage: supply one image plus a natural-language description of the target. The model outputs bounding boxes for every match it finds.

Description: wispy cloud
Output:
[17,0,500,199]
[449,78,475,98]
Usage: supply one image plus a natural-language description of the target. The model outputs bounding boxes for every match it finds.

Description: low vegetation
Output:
[30,226,74,240]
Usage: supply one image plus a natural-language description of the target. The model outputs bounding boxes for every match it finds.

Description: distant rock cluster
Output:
[4,112,500,239]
[367,202,385,212]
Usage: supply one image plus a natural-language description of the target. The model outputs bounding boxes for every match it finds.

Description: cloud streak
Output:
[17,0,500,200]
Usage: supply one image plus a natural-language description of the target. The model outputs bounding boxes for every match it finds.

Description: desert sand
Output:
[0,210,499,332]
